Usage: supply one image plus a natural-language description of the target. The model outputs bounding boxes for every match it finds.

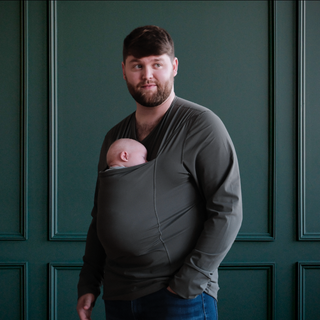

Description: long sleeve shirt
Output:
[77,96,242,301]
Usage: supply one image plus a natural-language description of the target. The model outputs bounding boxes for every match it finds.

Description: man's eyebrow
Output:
[128,58,141,64]
[152,58,165,62]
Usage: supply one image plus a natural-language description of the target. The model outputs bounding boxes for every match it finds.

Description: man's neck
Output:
[135,91,175,141]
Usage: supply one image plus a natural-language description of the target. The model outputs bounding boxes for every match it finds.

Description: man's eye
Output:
[154,63,161,68]
[134,64,142,69]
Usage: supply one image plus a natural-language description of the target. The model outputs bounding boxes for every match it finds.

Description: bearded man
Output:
[77,25,242,320]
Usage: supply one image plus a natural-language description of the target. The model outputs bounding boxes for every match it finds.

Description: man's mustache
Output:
[138,80,158,87]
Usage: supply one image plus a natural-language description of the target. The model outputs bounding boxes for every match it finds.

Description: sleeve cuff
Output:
[169,264,213,299]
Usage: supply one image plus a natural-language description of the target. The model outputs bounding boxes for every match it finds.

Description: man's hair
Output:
[123,25,175,63]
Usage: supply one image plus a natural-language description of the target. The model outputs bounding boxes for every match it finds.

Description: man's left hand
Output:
[166,286,177,295]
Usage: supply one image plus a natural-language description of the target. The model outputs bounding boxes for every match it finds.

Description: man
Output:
[77,25,242,320]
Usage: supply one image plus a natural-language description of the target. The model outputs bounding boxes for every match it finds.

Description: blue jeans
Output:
[104,288,218,320]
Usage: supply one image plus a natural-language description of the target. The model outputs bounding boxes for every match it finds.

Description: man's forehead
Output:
[126,54,170,64]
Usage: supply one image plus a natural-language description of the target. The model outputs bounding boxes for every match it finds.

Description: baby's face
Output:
[127,145,147,167]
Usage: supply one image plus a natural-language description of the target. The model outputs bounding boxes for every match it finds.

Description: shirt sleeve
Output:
[169,109,242,299]
[77,214,106,300]
[77,136,110,300]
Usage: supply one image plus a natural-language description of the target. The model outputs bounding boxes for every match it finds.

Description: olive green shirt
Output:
[78,97,242,301]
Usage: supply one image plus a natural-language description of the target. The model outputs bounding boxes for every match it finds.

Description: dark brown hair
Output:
[123,25,175,63]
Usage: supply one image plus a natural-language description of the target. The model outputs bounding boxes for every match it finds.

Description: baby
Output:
[106,138,147,169]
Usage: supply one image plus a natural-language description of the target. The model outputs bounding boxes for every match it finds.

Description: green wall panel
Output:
[0,0,28,240]
[298,0,320,240]
[0,263,28,320]
[49,263,105,320]
[298,262,320,320]
[219,263,275,320]
[49,0,275,241]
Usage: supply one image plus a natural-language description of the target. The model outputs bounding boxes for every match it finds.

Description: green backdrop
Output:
[1,1,319,319]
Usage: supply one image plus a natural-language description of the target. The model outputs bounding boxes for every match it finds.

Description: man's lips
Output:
[140,83,157,89]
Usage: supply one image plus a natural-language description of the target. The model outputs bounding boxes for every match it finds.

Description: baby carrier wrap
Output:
[97,143,205,298]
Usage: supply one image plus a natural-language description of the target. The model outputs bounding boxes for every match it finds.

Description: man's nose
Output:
[142,66,153,80]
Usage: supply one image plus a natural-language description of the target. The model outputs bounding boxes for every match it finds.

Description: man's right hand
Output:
[77,293,95,320]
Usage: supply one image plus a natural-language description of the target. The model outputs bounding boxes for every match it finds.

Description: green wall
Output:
[0,1,319,319]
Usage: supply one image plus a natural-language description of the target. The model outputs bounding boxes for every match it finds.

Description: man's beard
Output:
[126,76,173,107]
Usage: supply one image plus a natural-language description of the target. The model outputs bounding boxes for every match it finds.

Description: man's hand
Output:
[77,293,95,320]
[167,286,177,295]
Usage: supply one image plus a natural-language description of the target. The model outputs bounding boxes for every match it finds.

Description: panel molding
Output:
[49,0,277,241]
[49,262,82,320]
[297,0,320,241]
[0,262,28,320]
[237,0,276,242]
[0,0,28,240]
[220,262,276,319]
[297,262,320,320]
[48,1,86,241]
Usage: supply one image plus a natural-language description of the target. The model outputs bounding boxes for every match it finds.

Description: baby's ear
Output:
[120,151,129,162]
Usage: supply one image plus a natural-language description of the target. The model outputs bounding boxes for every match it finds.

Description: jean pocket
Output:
[162,287,183,299]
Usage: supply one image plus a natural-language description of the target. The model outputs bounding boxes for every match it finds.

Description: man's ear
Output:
[122,62,126,80]
[173,57,178,77]
[120,151,129,162]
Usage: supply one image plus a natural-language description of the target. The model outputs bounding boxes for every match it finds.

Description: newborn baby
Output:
[106,138,147,169]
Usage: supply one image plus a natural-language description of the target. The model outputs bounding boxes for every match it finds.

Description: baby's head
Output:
[107,138,147,168]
